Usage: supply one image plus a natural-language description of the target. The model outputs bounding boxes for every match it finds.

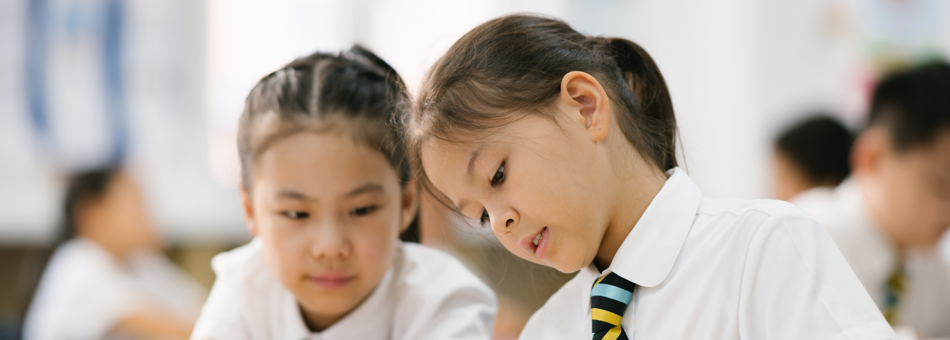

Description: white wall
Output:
[2,0,948,243]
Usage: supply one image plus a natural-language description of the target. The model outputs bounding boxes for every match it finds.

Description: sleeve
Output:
[393,246,498,340]
[414,282,497,340]
[188,267,251,340]
[64,269,148,340]
[738,213,897,340]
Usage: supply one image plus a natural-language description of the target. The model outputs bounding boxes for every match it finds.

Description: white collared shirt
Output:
[190,239,496,340]
[24,238,208,340]
[520,168,895,340]
[793,179,950,339]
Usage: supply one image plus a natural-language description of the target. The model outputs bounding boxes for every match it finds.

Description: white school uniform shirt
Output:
[24,238,208,340]
[793,179,950,339]
[190,238,496,340]
[520,168,895,340]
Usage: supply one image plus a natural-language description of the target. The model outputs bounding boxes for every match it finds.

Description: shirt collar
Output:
[835,178,898,273]
[284,253,398,340]
[601,167,703,288]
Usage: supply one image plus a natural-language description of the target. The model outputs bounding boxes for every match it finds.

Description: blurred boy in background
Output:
[793,62,950,339]
[23,168,207,340]
[773,115,853,201]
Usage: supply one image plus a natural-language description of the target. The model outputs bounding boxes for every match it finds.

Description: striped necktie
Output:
[591,272,637,340]
[882,262,905,325]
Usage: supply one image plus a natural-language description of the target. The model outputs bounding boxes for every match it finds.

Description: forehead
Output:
[419,114,565,201]
[420,139,481,201]
[253,132,398,195]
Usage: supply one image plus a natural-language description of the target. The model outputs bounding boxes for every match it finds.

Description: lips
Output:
[308,273,355,289]
[519,226,550,259]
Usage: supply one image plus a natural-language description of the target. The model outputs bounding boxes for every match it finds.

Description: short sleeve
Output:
[189,271,251,340]
[392,244,498,340]
[66,270,147,340]
[414,282,497,340]
[25,241,151,340]
[738,214,896,339]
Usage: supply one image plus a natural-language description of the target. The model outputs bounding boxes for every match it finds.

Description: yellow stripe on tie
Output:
[602,327,622,340]
[591,308,622,326]
[595,275,607,286]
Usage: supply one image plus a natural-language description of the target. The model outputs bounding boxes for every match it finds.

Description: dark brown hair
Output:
[868,60,950,152]
[61,168,120,242]
[776,115,853,186]
[238,46,419,241]
[404,14,676,200]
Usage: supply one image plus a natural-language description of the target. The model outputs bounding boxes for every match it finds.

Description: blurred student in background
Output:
[793,61,950,339]
[23,168,207,340]
[773,115,853,201]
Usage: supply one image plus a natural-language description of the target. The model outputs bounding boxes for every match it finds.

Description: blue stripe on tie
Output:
[591,284,632,304]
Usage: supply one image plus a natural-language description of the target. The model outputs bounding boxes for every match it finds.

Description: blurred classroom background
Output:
[1,0,950,339]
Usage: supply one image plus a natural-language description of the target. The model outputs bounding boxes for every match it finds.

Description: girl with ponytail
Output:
[405,15,893,339]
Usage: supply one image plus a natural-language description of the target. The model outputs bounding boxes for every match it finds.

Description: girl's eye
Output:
[281,211,309,220]
[480,209,490,226]
[490,161,506,187]
[351,205,378,216]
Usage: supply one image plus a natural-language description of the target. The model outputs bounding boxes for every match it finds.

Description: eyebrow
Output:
[276,188,309,200]
[274,182,384,201]
[345,182,385,198]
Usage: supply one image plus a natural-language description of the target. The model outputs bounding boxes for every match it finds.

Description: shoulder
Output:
[397,242,495,301]
[210,238,266,277]
[192,238,282,340]
[690,197,839,266]
[391,243,497,340]
[24,240,145,340]
[520,272,588,339]
[46,239,123,279]
[696,197,821,232]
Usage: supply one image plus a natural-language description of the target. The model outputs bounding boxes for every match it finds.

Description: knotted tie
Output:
[591,272,637,340]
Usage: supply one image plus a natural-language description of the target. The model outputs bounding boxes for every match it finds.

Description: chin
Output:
[545,254,587,274]
[299,293,362,316]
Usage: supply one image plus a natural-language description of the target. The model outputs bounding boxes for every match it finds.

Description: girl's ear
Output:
[559,71,612,143]
[399,179,420,233]
[240,187,259,236]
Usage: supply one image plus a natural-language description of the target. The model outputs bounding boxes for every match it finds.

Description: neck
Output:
[855,173,915,252]
[593,159,668,270]
[81,232,130,260]
[300,306,345,333]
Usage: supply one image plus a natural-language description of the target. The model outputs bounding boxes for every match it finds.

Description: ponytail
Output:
[603,38,677,170]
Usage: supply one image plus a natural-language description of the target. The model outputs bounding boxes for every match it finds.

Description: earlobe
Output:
[240,187,259,236]
[559,71,611,143]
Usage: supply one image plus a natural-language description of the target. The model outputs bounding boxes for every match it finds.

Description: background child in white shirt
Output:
[190,46,496,340]
[402,14,895,339]
[794,61,950,339]
[25,169,207,340]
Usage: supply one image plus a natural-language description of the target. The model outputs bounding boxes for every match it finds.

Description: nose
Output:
[310,219,352,259]
[490,206,519,234]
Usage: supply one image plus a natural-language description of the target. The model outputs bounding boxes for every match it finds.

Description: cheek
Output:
[513,160,597,226]
[880,167,946,238]
[351,210,400,275]
[259,219,310,285]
